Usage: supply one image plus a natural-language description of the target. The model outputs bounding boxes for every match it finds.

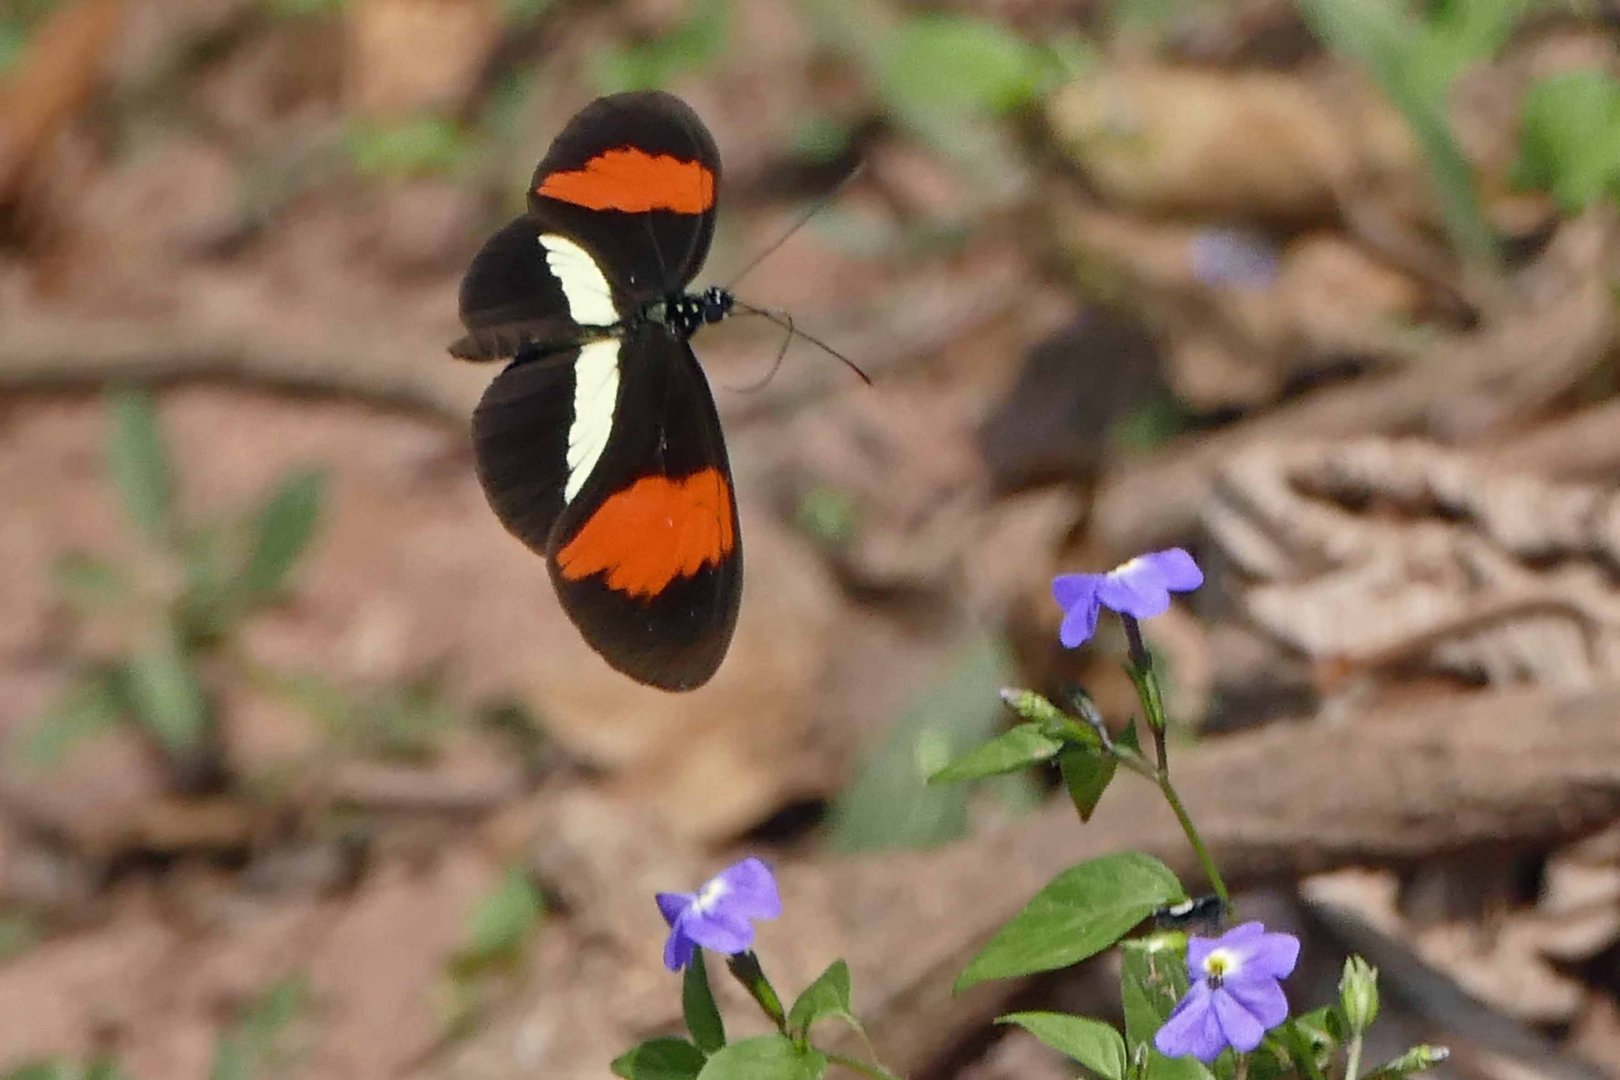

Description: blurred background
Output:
[2,0,1620,1077]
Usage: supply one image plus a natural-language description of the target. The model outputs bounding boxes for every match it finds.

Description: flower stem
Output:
[1345,1033,1364,1080]
[725,951,787,1033]
[827,1051,901,1080]
[1118,616,1231,907]
[1157,769,1229,907]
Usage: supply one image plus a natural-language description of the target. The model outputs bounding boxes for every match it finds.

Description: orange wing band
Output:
[556,468,735,598]
[537,148,715,214]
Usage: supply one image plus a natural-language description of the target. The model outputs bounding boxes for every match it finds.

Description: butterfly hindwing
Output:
[546,322,741,691]
[529,90,720,301]
[470,346,593,556]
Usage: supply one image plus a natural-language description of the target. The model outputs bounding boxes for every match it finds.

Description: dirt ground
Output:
[2,1,1620,1078]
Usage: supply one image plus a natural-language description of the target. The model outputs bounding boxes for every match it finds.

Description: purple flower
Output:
[1189,228,1279,288]
[656,857,782,971]
[1051,548,1203,648]
[1155,922,1300,1063]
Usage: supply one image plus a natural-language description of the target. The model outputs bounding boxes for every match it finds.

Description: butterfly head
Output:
[664,286,734,339]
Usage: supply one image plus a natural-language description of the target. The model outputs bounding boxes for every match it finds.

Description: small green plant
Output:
[444,865,547,1034]
[345,116,475,180]
[873,14,1059,117]
[2,1059,128,1080]
[1295,0,1529,267]
[590,0,732,94]
[1514,68,1620,213]
[265,670,463,763]
[829,636,1038,853]
[260,0,346,19]
[17,389,327,786]
[0,0,53,75]
[211,976,310,1080]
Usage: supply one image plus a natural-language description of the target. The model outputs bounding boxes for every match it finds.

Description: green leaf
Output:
[238,470,325,601]
[346,116,472,179]
[683,951,726,1054]
[957,852,1184,990]
[259,670,354,731]
[787,959,854,1039]
[459,865,545,969]
[794,485,860,546]
[999,1012,1127,1080]
[0,912,41,962]
[124,623,210,754]
[210,976,308,1080]
[591,0,731,93]
[53,554,132,611]
[1120,938,1210,1080]
[263,0,346,17]
[17,671,125,769]
[1057,746,1117,821]
[106,388,175,542]
[612,1039,707,1080]
[1514,69,1620,213]
[4,1063,77,1080]
[1294,0,1500,267]
[830,636,1022,852]
[929,723,1064,784]
[877,15,1047,114]
[695,1036,825,1080]
[178,523,236,642]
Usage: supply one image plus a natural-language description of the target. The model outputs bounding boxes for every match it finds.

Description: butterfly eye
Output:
[702,287,732,323]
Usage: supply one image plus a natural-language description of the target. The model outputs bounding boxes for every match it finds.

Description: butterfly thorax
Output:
[641,285,733,340]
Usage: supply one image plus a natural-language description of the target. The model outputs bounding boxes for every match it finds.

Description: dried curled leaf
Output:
[1205,438,1620,689]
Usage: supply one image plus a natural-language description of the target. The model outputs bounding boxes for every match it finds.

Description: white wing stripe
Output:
[564,338,619,502]
[540,233,618,326]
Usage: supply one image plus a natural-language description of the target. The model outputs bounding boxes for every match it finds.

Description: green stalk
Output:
[725,951,787,1033]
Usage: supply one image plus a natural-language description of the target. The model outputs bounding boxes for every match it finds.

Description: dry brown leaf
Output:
[0,0,122,209]
[1205,438,1620,690]
[344,0,501,119]
[1045,62,1411,223]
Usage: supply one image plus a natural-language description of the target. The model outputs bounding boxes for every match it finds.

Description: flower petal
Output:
[663,924,695,971]
[1142,548,1203,592]
[656,891,694,928]
[1211,986,1267,1053]
[1240,932,1300,979]
[1097,558,1172,618]
[1223,972,1290,1031]
[1059,595,1103,648]
[1221,922,1267,943]
[1051,573,1102,613]
[713,858,781,921]
[1155,982,1225,1063]
[680,905,755,956]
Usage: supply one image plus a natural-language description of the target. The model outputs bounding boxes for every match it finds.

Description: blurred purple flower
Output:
[1155,922,1300,1063]
[1051,548,1203,648]
[1189,228,1279,288]
[657,857,782,971]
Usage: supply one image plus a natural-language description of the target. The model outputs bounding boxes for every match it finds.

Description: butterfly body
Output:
[452,92,742,692]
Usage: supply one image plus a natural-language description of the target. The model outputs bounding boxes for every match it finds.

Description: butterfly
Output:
[449,91,742,692]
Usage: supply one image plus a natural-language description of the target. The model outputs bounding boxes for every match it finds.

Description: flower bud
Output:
[1377,1044,1449,1076]
[1338,955,1379,1034]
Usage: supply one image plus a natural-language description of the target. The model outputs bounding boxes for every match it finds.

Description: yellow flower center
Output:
[1203,947,1239,989]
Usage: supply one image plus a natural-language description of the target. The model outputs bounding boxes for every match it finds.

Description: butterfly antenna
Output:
[723,312,795,393]
[733,300,871,385]
[723,162,865,291]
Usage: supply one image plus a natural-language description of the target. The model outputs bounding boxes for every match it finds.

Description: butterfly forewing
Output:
[529,91,720,301]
